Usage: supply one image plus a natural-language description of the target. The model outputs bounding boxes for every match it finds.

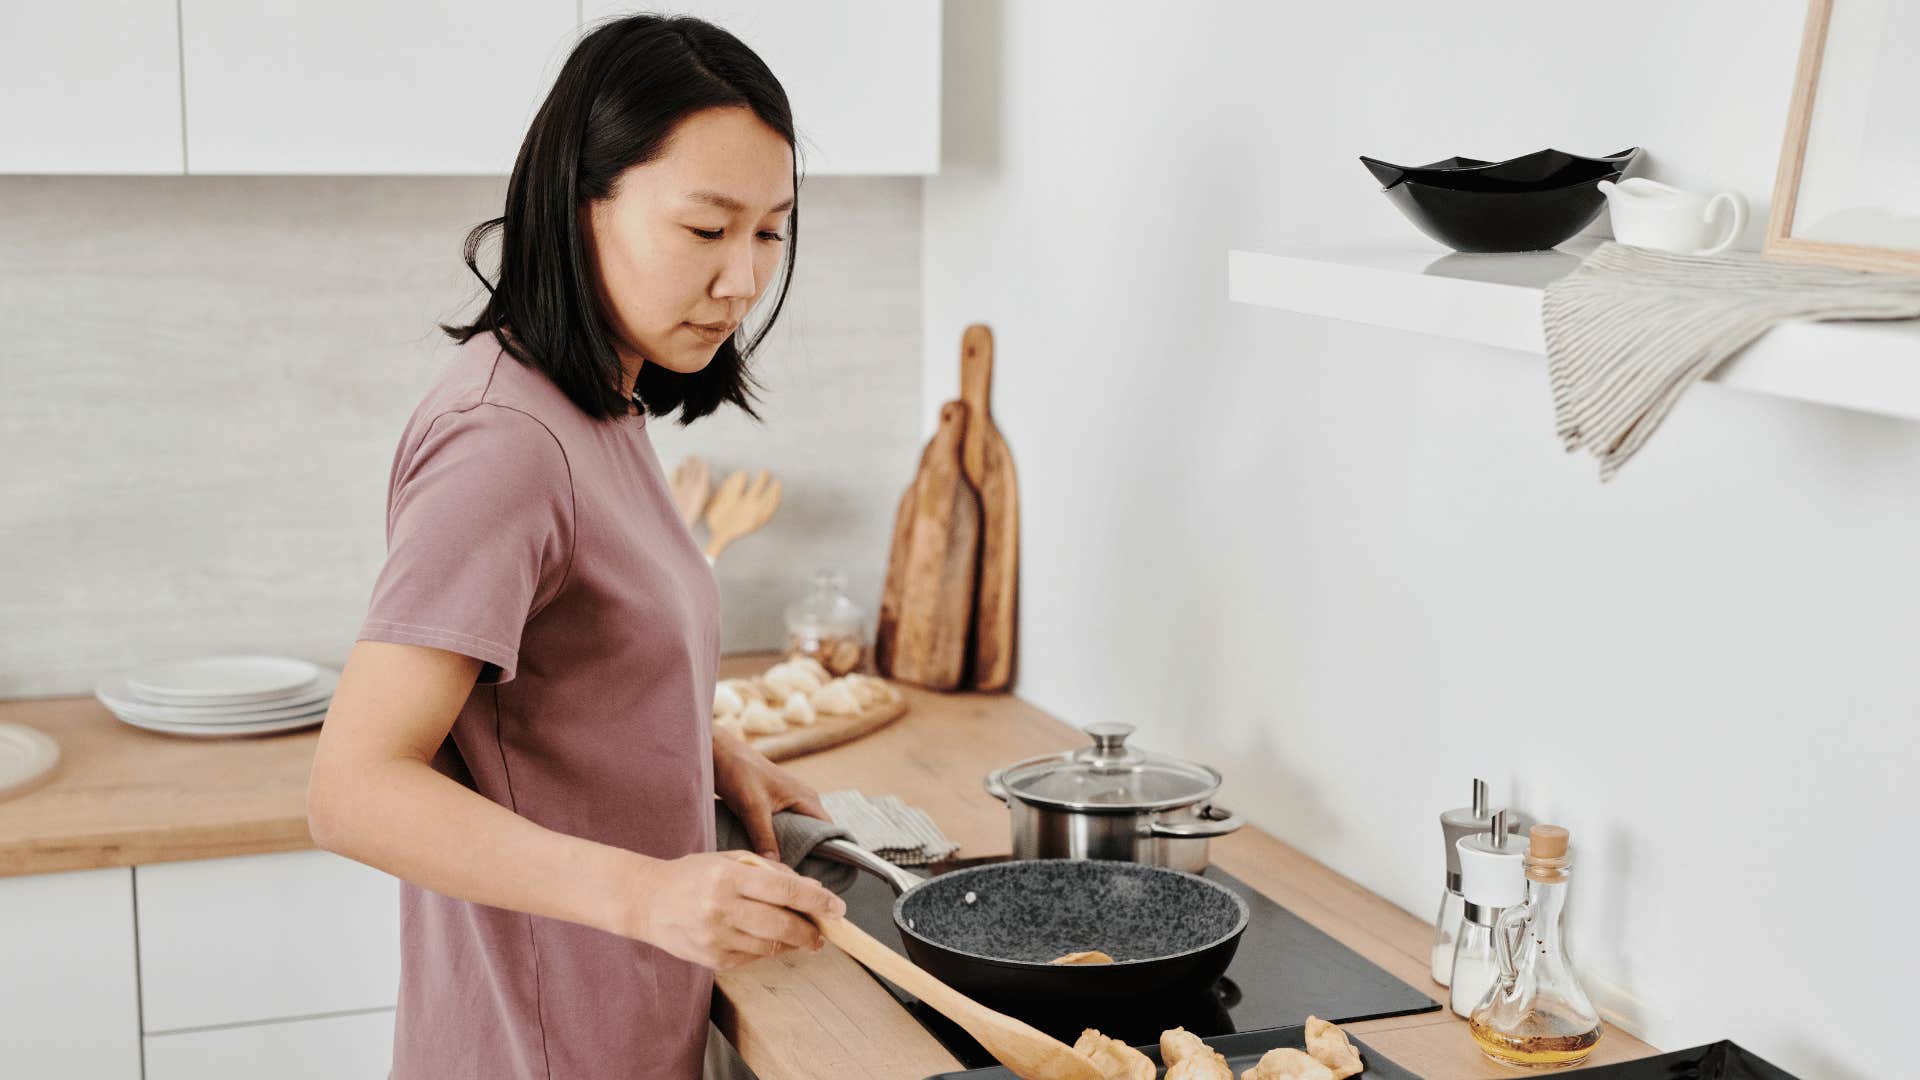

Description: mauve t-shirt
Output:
[357,331,721,1080]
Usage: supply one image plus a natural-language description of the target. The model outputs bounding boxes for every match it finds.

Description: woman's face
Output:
[583,105,795,384]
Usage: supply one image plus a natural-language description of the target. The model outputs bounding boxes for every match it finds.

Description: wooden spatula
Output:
[703,468,782,563]
[727,853,1104,1080]
[669,455,711,528]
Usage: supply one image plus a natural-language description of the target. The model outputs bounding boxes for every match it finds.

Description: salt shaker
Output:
[1450,809,1526,1018]
[1433,779,1493,985]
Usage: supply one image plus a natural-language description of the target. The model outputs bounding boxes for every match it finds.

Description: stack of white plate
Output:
[95,655,336,738]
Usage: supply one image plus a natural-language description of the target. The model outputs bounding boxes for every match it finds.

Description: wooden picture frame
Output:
[1766,0,1920,273]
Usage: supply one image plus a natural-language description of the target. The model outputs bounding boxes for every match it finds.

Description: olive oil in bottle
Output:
[1466,825,1603,1069]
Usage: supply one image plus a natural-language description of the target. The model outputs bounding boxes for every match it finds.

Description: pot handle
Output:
[982,768,1010,803]
[813,837,926,897]
[1146,804,1244,840]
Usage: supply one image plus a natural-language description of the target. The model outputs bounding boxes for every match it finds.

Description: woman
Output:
[306,15,844,1080]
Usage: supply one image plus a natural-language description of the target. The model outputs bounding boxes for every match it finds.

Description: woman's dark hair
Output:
[441,14,799,423]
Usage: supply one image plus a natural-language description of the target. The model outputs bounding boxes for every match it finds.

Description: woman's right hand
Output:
[628,852,849,971]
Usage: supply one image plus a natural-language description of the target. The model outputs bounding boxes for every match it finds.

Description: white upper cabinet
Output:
[0,1,185,173]
[584,1,943,175]
[179,0,579,174]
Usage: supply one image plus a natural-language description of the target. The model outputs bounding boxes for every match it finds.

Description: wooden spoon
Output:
[669,455,711,528]
[703,468,782,563]
[727,853,1104,1080]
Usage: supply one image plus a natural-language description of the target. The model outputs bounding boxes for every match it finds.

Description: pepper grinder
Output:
[1450,809,1526,1018]
[1432,779,1494,985]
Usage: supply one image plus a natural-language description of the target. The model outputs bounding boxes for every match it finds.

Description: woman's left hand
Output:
[712,731,832,860]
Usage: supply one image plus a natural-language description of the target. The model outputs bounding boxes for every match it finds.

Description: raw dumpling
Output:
[1166,1049,1233,1080]
[1241,1048,1333,1080]
[782,691,817,727]
[713,714,747,742]
[789,655,831,683]
[808,678,862,716]
[1071,1029,1154,1080]
[713,681,745,717]
[739,700,787,735]
[1160,1028,1208,1068]
[845,673,892,707]
[1302,1017,1363,1080]
[723,677,767,706]
[763,662,823,700]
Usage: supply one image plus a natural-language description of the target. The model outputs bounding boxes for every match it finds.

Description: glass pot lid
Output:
[996,723,1222,813]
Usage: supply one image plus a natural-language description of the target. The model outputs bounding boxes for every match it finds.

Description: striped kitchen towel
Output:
[821,789,960,866]
[1542,242,1920,479]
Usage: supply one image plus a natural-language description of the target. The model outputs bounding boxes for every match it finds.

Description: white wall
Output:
[926,3,1917,1075]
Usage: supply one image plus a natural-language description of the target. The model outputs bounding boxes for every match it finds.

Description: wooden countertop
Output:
[0,656,1658,1076]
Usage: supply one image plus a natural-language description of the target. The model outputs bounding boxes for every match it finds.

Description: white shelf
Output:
[1227,244,1920,423]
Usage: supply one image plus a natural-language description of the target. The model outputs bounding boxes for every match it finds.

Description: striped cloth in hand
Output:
[1542,242,1920,479]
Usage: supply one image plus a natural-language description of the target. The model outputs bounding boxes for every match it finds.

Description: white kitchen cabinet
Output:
[135,849,400,1033]
[0,1,185,173]
[584,1,943,175]
[143,1007,395,1080]
[178,0,578,174]
[0,868,143,1080]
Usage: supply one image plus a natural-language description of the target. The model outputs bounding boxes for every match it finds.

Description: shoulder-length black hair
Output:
[442,13,800,424]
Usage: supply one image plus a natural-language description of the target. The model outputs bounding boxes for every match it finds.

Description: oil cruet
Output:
[1469,824,1604,1068]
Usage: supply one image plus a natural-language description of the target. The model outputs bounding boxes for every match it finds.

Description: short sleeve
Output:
[358,404,574,684]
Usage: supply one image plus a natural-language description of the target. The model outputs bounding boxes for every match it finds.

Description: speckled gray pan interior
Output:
[896,859,1250,966]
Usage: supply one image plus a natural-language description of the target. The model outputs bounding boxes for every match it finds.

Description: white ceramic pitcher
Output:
[1597,178,1748,256]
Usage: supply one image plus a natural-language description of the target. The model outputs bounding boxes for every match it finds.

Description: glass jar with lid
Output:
[784,568,866,675]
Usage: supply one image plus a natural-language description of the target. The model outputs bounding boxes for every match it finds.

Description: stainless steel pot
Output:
[983,723,1242,872]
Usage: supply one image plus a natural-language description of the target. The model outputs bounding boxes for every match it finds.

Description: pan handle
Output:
[813,837,927,896]
[1146,804,1244,840]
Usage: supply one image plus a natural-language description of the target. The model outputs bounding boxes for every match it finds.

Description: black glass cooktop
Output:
[839,856,1441,1071]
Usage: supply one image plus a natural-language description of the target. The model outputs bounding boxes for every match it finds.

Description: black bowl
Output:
[1360,147,1641,252]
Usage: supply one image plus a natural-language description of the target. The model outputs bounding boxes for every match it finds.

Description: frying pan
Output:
[814,839,1249,1007]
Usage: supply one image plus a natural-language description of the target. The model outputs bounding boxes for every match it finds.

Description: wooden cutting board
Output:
[958,325,1019,691]
[874,401,981,689]
[749,694,908,763]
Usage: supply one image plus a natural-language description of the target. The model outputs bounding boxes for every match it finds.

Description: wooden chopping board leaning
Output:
[875,400,980,689]
[876,324,1020,691]
[959,325,1019,691]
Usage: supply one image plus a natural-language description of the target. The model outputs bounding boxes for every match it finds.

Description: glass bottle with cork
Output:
[1469,824,1604,1069]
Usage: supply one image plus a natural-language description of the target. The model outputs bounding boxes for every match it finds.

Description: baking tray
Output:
[926,1023,1417,1080]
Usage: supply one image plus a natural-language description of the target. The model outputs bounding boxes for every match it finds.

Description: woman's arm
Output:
[307,640,844,970]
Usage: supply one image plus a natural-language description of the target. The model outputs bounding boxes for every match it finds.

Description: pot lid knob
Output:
[1075,722,1144,766]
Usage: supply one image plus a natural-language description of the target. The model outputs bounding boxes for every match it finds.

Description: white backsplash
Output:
[0,174,922,698]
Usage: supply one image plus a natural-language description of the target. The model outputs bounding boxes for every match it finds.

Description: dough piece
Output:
[789,655,832,683]
[713,714,747,742]
[1160,1027,1208,1068]
[739,700,787,736]
[1166,1049,1233,1080]
[1303,1017,1363,1080]
[713,681,745,717]
[1071,1029,1154,1080]
[1241,1048,1333,1080]
[782,691,817,727]
[1048,950,1115,965]
[808,679,862,716]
